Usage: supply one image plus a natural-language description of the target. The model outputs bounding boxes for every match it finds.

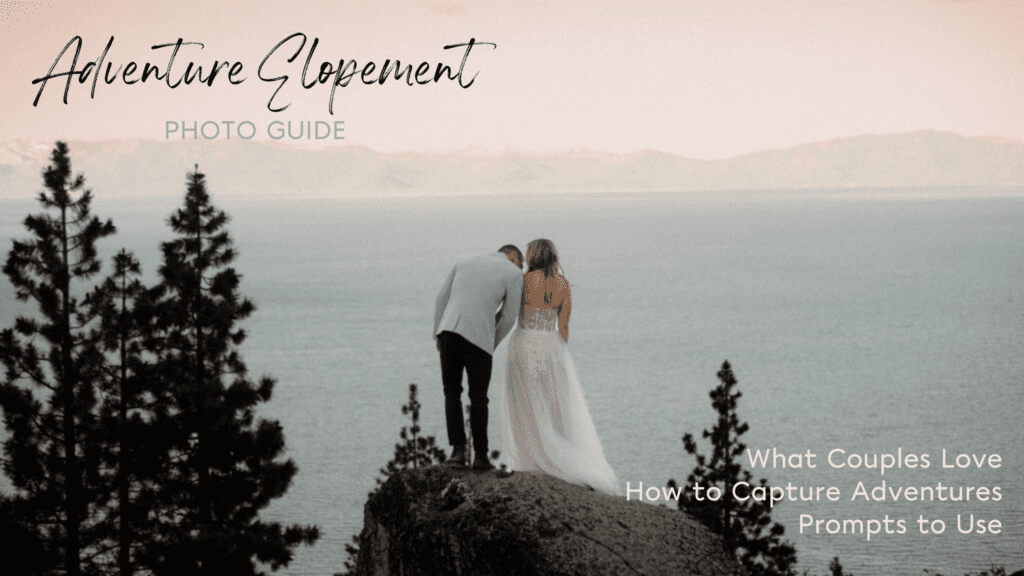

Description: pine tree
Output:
[376,383,448,484]
[139,166,317,574]
[0,491,49,575]
[668,360,797,576]
[90,248,151,575]
[0,141,117,575]
[341,383,448,575]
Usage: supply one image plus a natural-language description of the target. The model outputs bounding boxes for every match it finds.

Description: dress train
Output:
[494,308,620,496]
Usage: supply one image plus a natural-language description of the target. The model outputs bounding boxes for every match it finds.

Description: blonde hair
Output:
[526,239,565,304]
[526,239,559,275]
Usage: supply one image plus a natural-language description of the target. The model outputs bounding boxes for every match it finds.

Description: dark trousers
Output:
[437,331,492,457]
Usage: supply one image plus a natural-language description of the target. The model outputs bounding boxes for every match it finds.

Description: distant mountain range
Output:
[1,131,1022,200]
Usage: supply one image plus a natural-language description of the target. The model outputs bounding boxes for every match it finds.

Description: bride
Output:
[495,239,620,496]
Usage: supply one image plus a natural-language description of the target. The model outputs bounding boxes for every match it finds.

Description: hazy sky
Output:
[0,0,1021,159]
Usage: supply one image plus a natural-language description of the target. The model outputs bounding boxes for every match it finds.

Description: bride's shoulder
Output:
[524,269,546,284]
[547,272,571,301]
[524,270,569,285]
[551,271,570,289]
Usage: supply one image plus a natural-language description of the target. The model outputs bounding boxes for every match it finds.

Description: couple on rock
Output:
[433,239,619,496]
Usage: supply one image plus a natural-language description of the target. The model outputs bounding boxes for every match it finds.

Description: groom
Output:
[434,245,524,470]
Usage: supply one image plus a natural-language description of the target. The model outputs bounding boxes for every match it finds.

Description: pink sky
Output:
[1,0,1021,159]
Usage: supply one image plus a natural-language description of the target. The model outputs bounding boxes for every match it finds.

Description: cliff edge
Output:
[354,465,740,576]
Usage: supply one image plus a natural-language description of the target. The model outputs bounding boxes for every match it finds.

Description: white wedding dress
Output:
[495,306,620,496]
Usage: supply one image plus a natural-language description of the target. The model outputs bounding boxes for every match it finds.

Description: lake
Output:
[2,187,1022,575]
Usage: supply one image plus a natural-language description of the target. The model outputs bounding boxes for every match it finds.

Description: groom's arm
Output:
[493,272,523,347]
[433,265,457,345]
[558,284,572,344]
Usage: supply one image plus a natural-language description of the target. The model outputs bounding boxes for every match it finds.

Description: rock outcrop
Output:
[354,465,740,576]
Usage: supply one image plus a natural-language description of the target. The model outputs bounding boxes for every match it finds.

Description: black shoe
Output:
[446,445,468,468]
[472,454,495,470]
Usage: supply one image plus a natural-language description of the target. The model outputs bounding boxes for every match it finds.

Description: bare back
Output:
[521,269,572,343]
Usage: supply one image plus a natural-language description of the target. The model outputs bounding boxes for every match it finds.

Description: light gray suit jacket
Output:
[434,251,524,355]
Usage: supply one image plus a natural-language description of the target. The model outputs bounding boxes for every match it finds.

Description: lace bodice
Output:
[519,307,559,332]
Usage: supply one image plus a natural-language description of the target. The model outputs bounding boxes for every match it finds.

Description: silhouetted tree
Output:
[0,141,116,576]
[376,383,448,484]
[0,491,51,575]
[668,360,797,576]
[90,248,155,575]
[796,556,851,576]
[138,166,317,574]
[340,383,448,575]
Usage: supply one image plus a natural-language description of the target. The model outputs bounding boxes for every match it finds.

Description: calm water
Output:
[1,189,1022,575]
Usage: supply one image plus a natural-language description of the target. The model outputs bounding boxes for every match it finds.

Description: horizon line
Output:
[2,129,1023,164]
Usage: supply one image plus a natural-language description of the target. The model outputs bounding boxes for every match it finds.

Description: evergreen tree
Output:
[341,383,448,576]
[668,360,797,576]
[0,491,50,575]
[139,166,317,574]
[376,383,448,484]
[0,141,117,576]
[828,556,847,576]
[90,248,153,575]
